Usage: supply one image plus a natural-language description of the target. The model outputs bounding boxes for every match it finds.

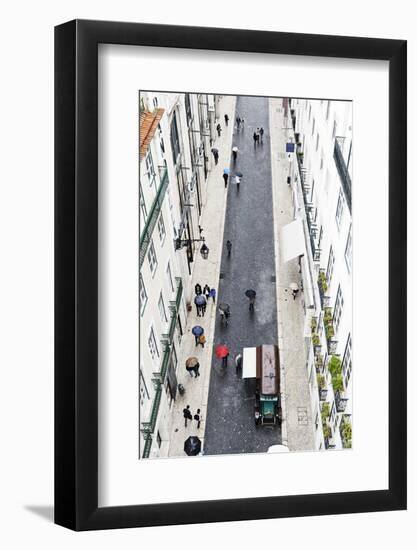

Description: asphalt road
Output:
[204,96,281,455]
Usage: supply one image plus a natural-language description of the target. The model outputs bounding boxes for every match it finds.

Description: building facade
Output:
[288,98,353,450]
[139,91,217,458]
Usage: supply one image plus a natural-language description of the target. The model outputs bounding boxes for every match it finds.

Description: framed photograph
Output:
[55,20,407,530]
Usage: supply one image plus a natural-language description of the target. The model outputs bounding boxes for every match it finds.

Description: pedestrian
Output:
[209,287,216,304]
[241,117,245,128]
[216,123,222,137]
[200,296,207,317]
[224,114,229,126]
[197,334,206,348]
[260,126,264,143]
[249,296,255,311]
[195,283,202,295]
[222,352,229,370]
[232,146,238,164]
[183,405,193,427]
[235,352,243,374]
[223,172,229,188]
[226,240,232,257]
[234,175,241,192]
[236,116,241,129]
[203,284,211,299]
[193,362,201,378]
[253,131,258,147]
[186,364,195,377]
[194,409,202,428]
[212,149,219,165]
[292,288,299,300]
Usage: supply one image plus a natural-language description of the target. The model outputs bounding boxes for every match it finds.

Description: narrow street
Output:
[204,96,281,455]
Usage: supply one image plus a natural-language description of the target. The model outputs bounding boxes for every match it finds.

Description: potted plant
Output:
[317,374,328,400]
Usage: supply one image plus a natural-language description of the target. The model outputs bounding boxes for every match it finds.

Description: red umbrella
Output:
[215,344,229,358]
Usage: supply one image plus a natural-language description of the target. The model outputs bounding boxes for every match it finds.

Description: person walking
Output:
[197,334,206,348]
[241,117,245,129]
[232,146,238,164]
[235,352,243,375]
[194,409,202,429]
[253,131,258,147]
[193,363,201,378]
[195,283,202,295]
[223,172,229,188]
[183,405,193,427]
[209,287,216,304]
[224,114,229,126]
[222,351,229,370]
[203,284,211,300]
[212,148,219,165]
[234,175,241,192]
[200,296,207,317]
[236,116,241,129]
[260,126,264,143]
[226,240,232,258]
[216,123,222,137]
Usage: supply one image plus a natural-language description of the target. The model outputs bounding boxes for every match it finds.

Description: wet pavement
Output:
[204,96,281,455]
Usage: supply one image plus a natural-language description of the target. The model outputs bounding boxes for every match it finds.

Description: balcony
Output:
[334,138,352,213]
[140,167,169,268]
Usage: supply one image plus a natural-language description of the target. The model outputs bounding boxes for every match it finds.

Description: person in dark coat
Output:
[253,131,258,147]
[195,283,202,295]
[260,126,264,143]
[200,296,207,317]
[183,405,192,427]
[194,409,202,428]
[223,172,229,188]
[212,149,219,165]
[224,114,229,126]
[216,123,222,137]
[226,240,232,257]
[203,284,211,299]
[193,363,201,377]
[235,353,243,374]
[209,287,216,304]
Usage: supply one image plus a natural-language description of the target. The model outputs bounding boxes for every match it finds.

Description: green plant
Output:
[311,317,317,333]
[328,355,342,376]
[324,307,332,324]
[318,271,328,293]
[321,401,330,420]
[332,373,344,393]
[322,424,332,440]
[325,323,335,339]
[312,334,320,347]
[317,374,326,389]
[315,354,323,368]
[341,419,352,448]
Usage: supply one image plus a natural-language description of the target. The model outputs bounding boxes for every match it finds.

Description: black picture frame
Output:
[55,19,407,531]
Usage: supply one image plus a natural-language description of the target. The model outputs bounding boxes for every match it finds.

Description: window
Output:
[148,327,159,360]
[316,133,319,151]
[342,334,352,388]
[157,431,162,448]
[326,100,331,120]
[145,152,156,189]
[139,184,147,223]
[166,261,174,293]
[158,291,168,324]
[345,225,352,273]
[170,111,181,165]
[333,285,344,333]
[335,189,345,230]
[326,246,335,283]
[139,369,150,407]
[157,213,166,243]
[308,104,312,120]
[153,96,158,108]
[332,119,337,140]
[312,117,315,136]
[139,274,148,316]
[147,240,158,275]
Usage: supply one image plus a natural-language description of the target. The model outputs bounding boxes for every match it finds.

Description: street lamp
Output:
[174,236,209,260]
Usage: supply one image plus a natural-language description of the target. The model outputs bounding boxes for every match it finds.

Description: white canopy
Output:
[280,219,306,263]
[242,347,257,379]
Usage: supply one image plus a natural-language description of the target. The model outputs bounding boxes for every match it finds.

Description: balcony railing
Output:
[334,138,352,213]
[141,277,183,457]
[140,167,169,268]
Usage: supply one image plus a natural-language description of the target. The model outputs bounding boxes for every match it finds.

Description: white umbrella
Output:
[289,282,299,291]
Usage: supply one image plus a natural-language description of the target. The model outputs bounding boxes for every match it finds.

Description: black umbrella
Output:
[184,436,202,456]
[211,147,218,154]
[245,289,256,299]
[194,295,207,306]
[235,171,243,177]
[219,303,230,313]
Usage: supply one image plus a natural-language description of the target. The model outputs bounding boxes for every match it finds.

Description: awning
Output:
[280,219,306,263]
[242,347,257,379]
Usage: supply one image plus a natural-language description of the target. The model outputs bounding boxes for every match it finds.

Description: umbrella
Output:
[184,436,202,456]
[245,289,256,299]
[194,295,207,306]
[223,168,231,175]
[235,171,243,177]
[191,325,204,336]
[232,146,239,152]
[186,357,199,369]
[211,147,218,154]
[289,282,299,291]
[232,176,241,185]
[218,303,230,313]
[215,344,230,358]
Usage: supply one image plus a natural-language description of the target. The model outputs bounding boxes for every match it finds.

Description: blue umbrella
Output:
[223,168,231,175]
[235,171,243,177]
[194,295,207,306]
[192,326,204,336]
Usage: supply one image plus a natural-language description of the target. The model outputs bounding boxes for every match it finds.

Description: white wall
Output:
[0,1,415,549]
